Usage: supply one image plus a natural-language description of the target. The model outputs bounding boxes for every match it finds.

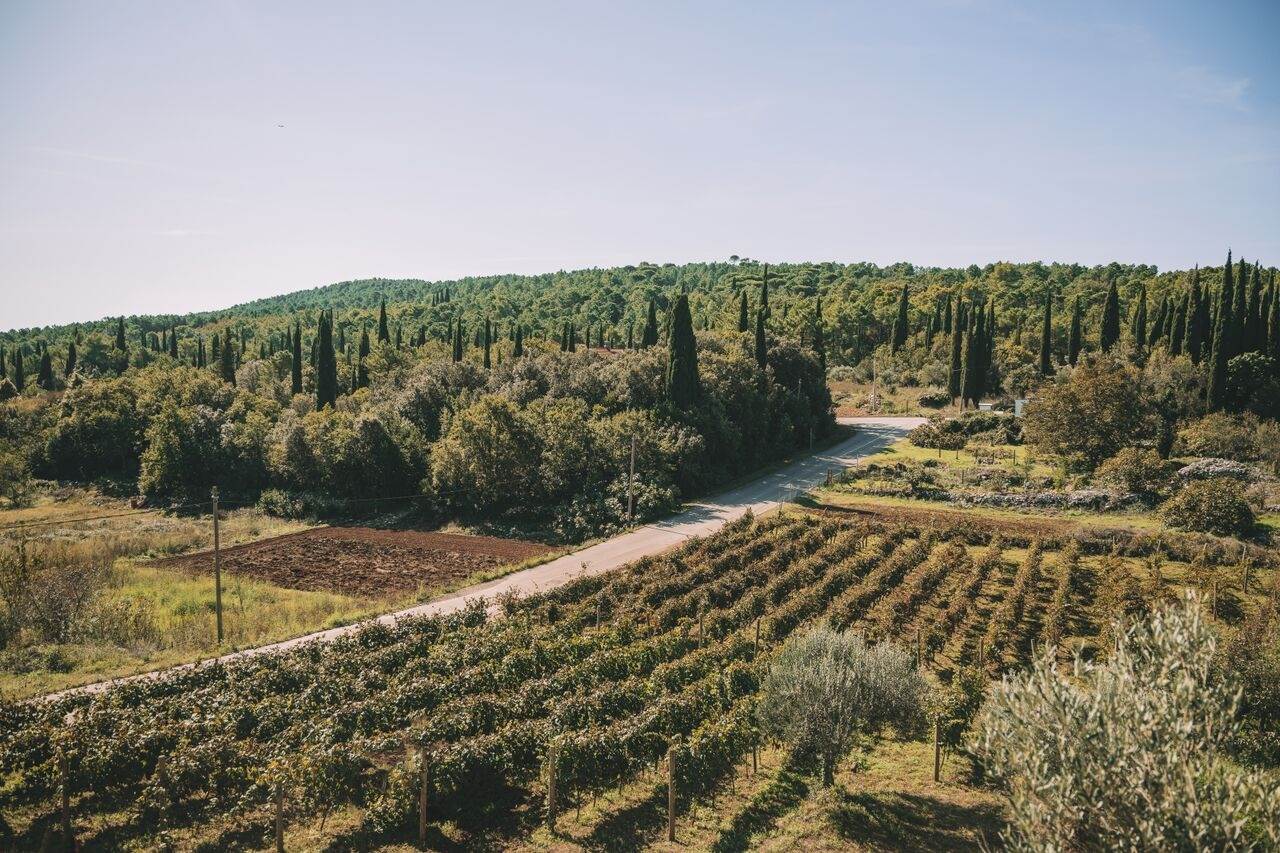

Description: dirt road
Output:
[43,416,922,700]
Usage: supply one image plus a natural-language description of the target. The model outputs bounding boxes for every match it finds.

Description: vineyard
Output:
[0,510,1267,850]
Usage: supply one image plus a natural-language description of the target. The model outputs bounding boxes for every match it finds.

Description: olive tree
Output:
[758,626,925,786]
[973,595,1280,852]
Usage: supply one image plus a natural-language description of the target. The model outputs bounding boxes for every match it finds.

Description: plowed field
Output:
[155,526,553,597]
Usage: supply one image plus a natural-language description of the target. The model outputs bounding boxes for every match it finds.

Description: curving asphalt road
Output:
[42,416,922,700]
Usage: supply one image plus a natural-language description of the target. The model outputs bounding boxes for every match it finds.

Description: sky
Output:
[1,1,1277,331]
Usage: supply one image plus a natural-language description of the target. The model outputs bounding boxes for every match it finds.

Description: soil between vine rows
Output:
[152,526,554,596]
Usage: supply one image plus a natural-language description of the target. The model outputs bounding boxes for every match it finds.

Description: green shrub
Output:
[1159,480,1255,537]
[1095,447,1170,495]
[917,390,951,409]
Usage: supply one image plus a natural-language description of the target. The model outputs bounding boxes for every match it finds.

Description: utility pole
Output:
[628,435,637,523]
[212,487,223,644]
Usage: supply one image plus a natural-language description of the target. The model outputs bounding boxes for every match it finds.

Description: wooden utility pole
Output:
[932,719,942,782]
[667,737,679,842]
[627,435,637,523]
[546,740,559,829]
[274,780,284,852]
[59,751,73,853]
[419,748,430,849]
[212,487,223,644]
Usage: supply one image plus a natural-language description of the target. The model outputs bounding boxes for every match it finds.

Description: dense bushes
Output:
[1159,479,1256,537]
[909,410,1021,450]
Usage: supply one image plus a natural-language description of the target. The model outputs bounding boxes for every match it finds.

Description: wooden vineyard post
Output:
[932,719,942,782]
[274,779,285,853]
[667,737,680,842]
[418,748,430,849]
[546,740,559,830]
[59,750,73,853]
[212,486,223,644]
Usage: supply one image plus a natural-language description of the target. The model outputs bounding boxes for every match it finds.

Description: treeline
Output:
[0,280,832,539]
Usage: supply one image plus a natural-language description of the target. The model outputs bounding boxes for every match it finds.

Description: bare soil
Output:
[154,526,554,597]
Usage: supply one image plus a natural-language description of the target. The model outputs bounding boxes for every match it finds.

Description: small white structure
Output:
[1014,398,1029,418]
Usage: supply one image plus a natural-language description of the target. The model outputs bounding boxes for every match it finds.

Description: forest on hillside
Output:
[1,253,1277,537]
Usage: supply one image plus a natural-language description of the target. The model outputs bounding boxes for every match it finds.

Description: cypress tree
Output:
[211,333,221,365]
[1207,256,1234,410]
[738,290,749,332]
[1246,261,1264,353]
[1067,296,1082,366]
[1150,296,1169,348]
[1170,293,1187,357]
[513,325,524,358]
[568,322,577,353]
[666,293,700,410]
[943,296,953,334]
[760,264,770,319]
[64,341,77,377]
[890,282,910,353]
[960,311,979,408]
[291,321,303,395]
[115,317,126,351]
[395,324,402,350]
[13,348,24,391]
[1099,278,1121,352]
[1184,267,1205,364]
[197,338,205,368]
[642,299,659,348]
[377,298,390,343]
[220,330,237,386]
[453,320,465,362]
[982,303,996,400]
[948,302,964,400]
[239,329,246,357]
[37,347,54,391]
[1129,282,1147,353]
[626,323,634,351]
[1268,274,1280,364]
[754,308,768,372]
[1233,257,1249,354]
[0,346,5,380]
[1039,293,1053,376]
[483,318,492,369]
[924,312,934,349]
[316,311,338,407]
[813,297,826,374]
[357,327,370,389]
[169,326,179,359]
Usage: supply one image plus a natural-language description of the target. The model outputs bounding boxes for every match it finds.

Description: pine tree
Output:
[290,321,303,395]
[377,298,390,343]
[220,330,237,386]
[1184,267,1205,364]
[738,290,749,333]
[1039,293,1053,376]
[754,308,767,372]
[1100,278,1121,352]
[316,311,338,408]
[666,293,701,410]
[890,282,910,353]
[115,317,126,351]
[1207,255,1234,411]
[1067,296,1082,366]
[64,341,77,377]
[513,325,524,358]
[1129,282,1147,354]
[642,299,659,348]
[948,302,964,400]
[483,318,492,369]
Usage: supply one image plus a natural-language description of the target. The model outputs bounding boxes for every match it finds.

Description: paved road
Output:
[43,416,922,700]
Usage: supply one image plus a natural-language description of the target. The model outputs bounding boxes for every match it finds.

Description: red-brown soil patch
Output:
[154,527,554,597]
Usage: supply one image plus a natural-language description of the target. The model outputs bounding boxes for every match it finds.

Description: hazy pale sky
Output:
[2,1,1277,331]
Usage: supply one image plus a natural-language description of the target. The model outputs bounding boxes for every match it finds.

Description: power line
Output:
[0,503,207,532]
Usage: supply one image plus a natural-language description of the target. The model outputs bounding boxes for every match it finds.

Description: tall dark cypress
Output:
[1268,273,1280,364]
[13,348,25,391]
[943,296,953,334]
[357,327,371,389]
[291,321,303,395]
[1099,278,1121,353]
[1067,296,1082,366]
[0,347,5,380]
[568,322,577,353]
[666,293,700,410]
[64,341,77,377]
[513,325,524,358]
[813,297,826,374]
[890,282,910,353]
[115,317,126,351]
[1170,293,1187,357]
[1184,267,1205,364]
[316,311,338,408]
[626,323,634,351]
[1039,293,1053,376]
[1233,257,1249,354]
[754,308,767,372]
[377,298,390,343]
[37,346,54,391]
[642,299,659,348]
[760,264,770,319]
[948,302,964,400]
[1149,296,1169,348]
[453,320,465,363]
[483,318,492,369]
[1129,283,1147,353]
[1207,254,1234,411]
[1246,261,1264,353]
[738,290,749,333]
[982,303,996,400]
[169,326,179,359]
[220,330,237,386]
[960,310,979,408]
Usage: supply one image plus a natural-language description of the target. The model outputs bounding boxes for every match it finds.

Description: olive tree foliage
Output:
[1022,355,1152,470]
[758,626,926,786]
[972,595,1280,852]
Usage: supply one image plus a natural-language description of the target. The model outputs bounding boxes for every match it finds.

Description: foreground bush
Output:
[758,626,925,785]
[973,596,1280,851]
[1159,479,1255,537]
